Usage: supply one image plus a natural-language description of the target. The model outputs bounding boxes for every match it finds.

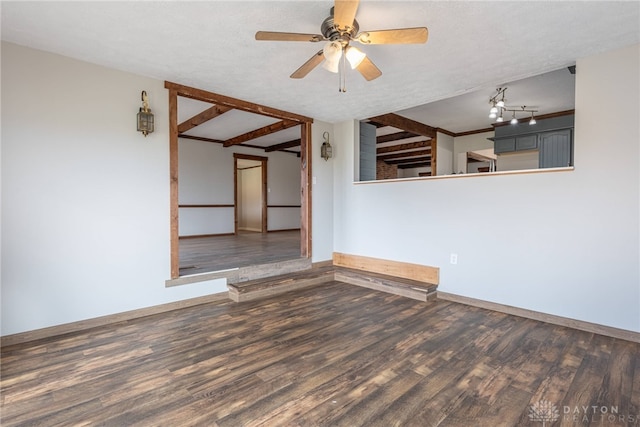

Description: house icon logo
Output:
[529,400,560,426]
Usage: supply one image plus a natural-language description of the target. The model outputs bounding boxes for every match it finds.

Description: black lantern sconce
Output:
[320,131,333,161]
[137,90,154,137]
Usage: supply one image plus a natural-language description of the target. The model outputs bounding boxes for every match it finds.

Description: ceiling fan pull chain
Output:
[340,51,347,92]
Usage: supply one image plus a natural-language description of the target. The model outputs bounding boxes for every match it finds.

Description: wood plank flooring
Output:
[2,282,639,426]
[180,230,301,276]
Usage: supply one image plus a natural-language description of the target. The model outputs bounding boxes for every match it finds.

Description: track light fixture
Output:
[488,88,538,125]
[489,87,507,110]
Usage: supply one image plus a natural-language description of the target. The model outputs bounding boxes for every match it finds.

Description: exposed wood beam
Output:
[177,105,232,133]
[365,120,387,128]
[367,113,437,138]
[165,81,313,124]
[178,134,224,144]
[179,134,298,155]
[265,138,301,152]
[385,156,432,165]
[398,161,431,169]
[223,120,299,147]
[377,140,431,154]
[376,131,420,144]
[378,149,431,161]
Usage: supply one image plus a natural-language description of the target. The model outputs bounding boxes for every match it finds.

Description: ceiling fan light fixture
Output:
[322,58,340,73]
[345,46,366,69]
[489,112,497,119]
[323,41,342,62]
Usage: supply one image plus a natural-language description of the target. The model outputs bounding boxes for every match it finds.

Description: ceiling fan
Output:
[255,0,428,90]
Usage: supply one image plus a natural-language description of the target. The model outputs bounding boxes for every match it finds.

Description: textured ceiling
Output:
[2,1,639,128]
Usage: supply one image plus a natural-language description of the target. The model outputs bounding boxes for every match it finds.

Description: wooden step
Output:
[227,265,334,302]
[334,267,437,302]
[227,260,439,303]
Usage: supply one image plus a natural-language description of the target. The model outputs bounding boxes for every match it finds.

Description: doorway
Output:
[166,81,313,279]
[234,153,268,234]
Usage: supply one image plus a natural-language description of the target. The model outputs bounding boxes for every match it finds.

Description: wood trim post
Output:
[430,134,437,177]
[262,159,268,233]
[233,156,239,235]
[300,122,312,258]
[169,89,180,279]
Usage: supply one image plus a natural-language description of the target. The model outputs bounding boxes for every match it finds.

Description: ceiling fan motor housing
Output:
[321,7,359,43]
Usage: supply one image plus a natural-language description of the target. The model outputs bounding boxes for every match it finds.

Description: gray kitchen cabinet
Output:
[539,129,572,168]
[494,137,515,154]
[516,134,538,151]
[493,134,537,154]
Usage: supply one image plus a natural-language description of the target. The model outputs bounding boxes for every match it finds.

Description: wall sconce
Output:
[137,90,154,137]
[321,131,333,161]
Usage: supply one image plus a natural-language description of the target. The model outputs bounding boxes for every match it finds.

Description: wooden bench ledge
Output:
[228,265,333,302]
[227,253,439,303]
[334,267,437,302]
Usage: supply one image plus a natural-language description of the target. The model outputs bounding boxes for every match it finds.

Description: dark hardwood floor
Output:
[1,282,638,426]
[179,230,301,276]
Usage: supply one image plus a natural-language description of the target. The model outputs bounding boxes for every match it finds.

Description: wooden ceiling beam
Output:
[165,81,313,124]
[398,161,431,169]
[367,113,437,138]
[385,156,432,165]
[377,140,431,154]
[178,134,224,144]
[264,138,301,152]
[177,105,232,133]
[223,120,299,147]
[377,149,431,161]
[376,131,420,144]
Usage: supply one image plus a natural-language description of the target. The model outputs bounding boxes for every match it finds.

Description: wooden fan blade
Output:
[290,50,325,79]
[334,0,360,31]
[357,27,429,44]
[256,31,323,42]
[356,56,382,81]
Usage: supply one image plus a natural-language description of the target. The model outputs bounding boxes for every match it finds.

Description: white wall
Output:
[311,121,334,262]
[178,136,235,235]
[436,132,454,176]
[1,42,228,336]
[265,149,301,231]
[333,44,640,333]
[178,138,301,235]
[453,131,494,173]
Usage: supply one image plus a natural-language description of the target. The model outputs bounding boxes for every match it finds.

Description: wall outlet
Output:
[450,253,458,265]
